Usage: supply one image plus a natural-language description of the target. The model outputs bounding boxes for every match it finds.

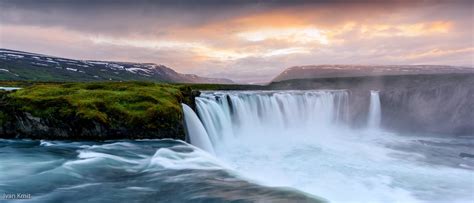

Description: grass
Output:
[3,82,186,130]
[181,83,265,90]
[0,81,41,87]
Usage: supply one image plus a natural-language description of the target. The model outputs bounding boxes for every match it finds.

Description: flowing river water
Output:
[1,90,473,202]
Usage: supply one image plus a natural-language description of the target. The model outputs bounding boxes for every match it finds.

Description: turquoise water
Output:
[0,139,321,203]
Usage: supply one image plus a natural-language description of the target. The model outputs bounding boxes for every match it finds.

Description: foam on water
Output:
[147,145,226,170]
[1,139,318,202]
[185,90,474,203]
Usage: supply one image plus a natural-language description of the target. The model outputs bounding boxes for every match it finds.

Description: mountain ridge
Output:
[272,64,474,82]
[0,48,234,84]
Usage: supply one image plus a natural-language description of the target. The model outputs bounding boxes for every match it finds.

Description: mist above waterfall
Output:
[183,90,474,203]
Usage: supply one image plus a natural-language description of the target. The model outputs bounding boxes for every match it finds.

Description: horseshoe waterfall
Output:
[182,90,474,203]
[184,90,349,153]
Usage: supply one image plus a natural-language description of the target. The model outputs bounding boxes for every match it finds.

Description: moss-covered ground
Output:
[1,82,188,127]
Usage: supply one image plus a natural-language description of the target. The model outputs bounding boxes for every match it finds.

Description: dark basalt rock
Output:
[1,107,185,140]
[179,86,201,112]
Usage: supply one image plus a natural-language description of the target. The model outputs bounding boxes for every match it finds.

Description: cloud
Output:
[237,27,330,45]
[0,0,472,83]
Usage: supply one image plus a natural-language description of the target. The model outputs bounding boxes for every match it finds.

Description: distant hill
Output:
[0,49,233,84]
[272,65,474,82]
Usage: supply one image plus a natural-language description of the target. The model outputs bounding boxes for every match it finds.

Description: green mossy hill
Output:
[183,83,264,90]
[0,82,198,140]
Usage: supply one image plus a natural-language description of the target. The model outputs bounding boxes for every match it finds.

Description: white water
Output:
[183,90,474,203]
[182,104,215,154]
[195,90,348,152]
[368,90,382,129]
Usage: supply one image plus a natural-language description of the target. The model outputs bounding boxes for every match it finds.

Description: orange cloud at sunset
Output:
[0,0,472,82]
[359,21,452,38]
[406,47,474,59]
[236,27,330,45]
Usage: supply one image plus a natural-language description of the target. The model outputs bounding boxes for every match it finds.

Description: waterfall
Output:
[368,90,381,129]
[181,104,215,154]
[183,90,349,153]
[179,90,474,203]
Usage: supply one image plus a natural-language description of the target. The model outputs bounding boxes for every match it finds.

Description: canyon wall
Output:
[269,74,474,135]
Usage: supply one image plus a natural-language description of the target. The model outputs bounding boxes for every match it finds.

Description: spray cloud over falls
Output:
[183,90,474,202]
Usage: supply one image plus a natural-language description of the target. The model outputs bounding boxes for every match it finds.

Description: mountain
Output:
[0,49,233,84]
[272,65,474,82]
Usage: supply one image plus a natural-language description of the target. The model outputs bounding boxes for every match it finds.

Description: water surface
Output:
[0,139,320,203]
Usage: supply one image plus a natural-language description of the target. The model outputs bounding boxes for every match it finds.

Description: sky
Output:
[0,0,473,83]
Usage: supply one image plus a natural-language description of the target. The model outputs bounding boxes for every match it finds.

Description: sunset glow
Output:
[0,0,472,82]
[237,27,330,44]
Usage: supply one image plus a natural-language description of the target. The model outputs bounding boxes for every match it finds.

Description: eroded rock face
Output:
[269,74,474,135]
[0,109,185,140]
[380,83,474,135]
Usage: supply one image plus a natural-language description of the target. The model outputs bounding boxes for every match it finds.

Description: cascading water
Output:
[368,90,382,129]
[194,90,349,152]
[182,104,215,154]
[182,90,474,203]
